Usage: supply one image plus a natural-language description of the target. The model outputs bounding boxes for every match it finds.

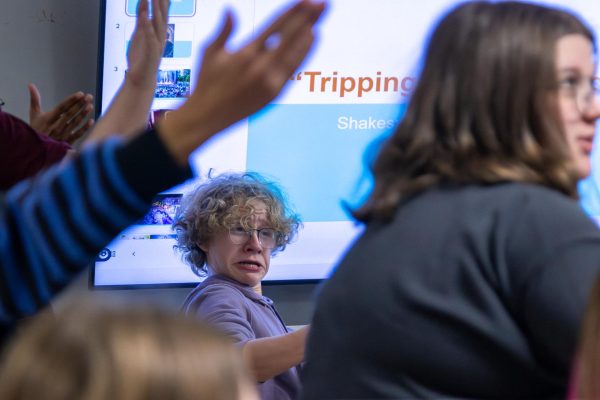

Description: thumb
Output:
[28,83,42,120]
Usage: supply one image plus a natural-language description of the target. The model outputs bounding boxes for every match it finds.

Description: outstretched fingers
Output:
[154,1,326,165]
[136,0,149,26]
[47,94,94,142]
[66,118,94,144]
[50,93,85,120]
[28,83,43,119]
[253,0,324,50]
[249,1,325,92]
[268,19,317,77]
[150,0,169,42]
[253,0,308,46]
[272,1,324,59]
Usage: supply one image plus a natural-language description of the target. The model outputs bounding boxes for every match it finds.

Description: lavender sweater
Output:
[182,274,301,400]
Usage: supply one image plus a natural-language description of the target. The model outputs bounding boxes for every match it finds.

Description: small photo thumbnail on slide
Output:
[163,23,193,58]
[163,24,175,58]
[155,69,190,98]
[127,23,192,59]
[140,194,182,225]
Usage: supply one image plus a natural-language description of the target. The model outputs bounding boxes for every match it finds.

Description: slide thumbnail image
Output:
[163,24,175,58]
[140,195,182,225]
[155,69,190,98]
[127,23,193,59]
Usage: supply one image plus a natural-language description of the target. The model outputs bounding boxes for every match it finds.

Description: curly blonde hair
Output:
[173,172,301,277]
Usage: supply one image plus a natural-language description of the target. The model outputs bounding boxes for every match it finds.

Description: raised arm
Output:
[0,0,324,338]
[157,0,326,165]
[83,0,169,146]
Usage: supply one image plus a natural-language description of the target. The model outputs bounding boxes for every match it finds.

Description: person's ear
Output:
[198,242,209,253]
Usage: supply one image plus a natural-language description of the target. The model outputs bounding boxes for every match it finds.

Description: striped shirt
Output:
[0,129,191,340]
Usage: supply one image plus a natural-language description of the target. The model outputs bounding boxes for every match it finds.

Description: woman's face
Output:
[556,34,600,179]
[200,200,272,289]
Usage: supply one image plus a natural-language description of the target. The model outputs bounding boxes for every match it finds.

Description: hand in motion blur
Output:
[84,0,170,146]
[28,83,94,145]
[125,0,169,88]
[159,0,326,164]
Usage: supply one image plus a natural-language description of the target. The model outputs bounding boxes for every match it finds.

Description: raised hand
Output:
[158,0,326,165]
[28,83,94,145]
[83,0,170,147]
[126,0,170,88]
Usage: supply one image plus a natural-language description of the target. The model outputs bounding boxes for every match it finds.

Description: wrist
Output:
[123,70,157,92]
[155,105,213,166]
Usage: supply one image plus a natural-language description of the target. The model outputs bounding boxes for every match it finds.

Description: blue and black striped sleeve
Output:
[0,128,191,328]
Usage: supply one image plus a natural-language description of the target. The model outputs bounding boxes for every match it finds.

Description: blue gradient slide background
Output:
[248,103,408,222]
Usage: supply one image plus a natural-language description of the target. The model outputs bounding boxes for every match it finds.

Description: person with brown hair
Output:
[302,1,600,398]
[0,305,259,400]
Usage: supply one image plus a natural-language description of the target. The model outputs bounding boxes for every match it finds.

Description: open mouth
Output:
[237,261,262,272]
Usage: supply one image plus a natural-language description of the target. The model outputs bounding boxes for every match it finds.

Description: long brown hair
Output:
[355,1,595,222]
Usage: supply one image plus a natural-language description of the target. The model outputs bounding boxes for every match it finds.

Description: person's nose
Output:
[585,96,600,121]
[243,230,262,253]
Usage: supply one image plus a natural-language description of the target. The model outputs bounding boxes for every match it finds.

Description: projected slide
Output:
[95,0,600,287]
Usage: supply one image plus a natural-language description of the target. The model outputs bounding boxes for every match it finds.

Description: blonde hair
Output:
[173,172,301,277]
[0,305,256,400]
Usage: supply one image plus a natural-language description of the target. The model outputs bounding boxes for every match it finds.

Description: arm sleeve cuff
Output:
[115,128,193,201]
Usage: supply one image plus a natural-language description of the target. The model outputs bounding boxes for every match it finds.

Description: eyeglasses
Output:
[228,226,282,249]
[559,75,600,114]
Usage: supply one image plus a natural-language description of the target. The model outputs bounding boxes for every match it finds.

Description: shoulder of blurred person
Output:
[0,304,259,400]
[0,108,71,190]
